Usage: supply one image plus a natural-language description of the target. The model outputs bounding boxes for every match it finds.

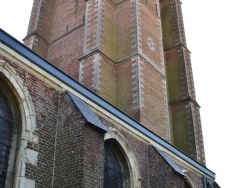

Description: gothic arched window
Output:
[104,139,130,188]
[0,75,21,187]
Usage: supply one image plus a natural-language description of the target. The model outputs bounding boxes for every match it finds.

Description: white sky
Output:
[1,0,250,187]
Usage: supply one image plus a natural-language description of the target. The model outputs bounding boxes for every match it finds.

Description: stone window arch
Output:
[104,128,141,188]
[182,170,198,188]
[0,75,21,187]
[0,60,38,188]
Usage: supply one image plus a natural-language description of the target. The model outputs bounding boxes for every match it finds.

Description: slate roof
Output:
[68,92,108,132]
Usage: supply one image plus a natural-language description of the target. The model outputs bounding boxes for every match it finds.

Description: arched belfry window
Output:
[104,139,130,188]
[104,128,141,188]
[0,74,21,187]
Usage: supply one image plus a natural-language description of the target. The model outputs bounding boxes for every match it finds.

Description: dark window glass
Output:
[104,140,130,188]
[0,89,13,188]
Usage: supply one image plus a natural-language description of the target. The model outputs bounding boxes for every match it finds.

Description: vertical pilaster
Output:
[23,0,56,58]
[161,0,206,164]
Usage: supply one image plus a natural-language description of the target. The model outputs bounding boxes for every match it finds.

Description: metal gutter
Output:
[0,29,215,179]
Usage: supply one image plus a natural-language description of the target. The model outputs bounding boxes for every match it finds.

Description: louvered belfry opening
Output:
[0,86,14,187]
[104,139,130,188]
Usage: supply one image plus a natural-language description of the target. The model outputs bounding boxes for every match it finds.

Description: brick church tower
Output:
[24,0,205,164]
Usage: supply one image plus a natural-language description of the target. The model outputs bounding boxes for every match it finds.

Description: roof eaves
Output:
[68,92,108,132]
[154,146,184,176]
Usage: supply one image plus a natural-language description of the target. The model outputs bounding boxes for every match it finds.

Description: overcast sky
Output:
[1,0,250,187]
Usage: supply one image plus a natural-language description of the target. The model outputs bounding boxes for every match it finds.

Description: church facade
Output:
[0,0,219,187]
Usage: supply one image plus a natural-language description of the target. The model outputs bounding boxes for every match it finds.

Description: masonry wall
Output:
[47,26,84,81]
[0,55,59,187]
[100,116,204,188]
[148,146,189,188]
[54,93,105,187]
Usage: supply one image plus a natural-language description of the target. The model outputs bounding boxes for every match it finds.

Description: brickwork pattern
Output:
[80,53,116,104]
[25,81,58,188]
[165,47,190,103]
[115,0,136,61]
[26,0,41,35]
[191,103,206,164]
[50,0,86,41]
[0,56,60,187]
[80,55,95,90]
[99,116,205,188]
[170,103,197,160]
[53,93,85,187]
[84,0,101,54]
[138,57,170,140]
[96,54,116,104]
[53,93,105,188]
[161,0,182,50]
[100,0,116,59]
[161,0,206,163]
[47,26,84,80]
[183,47,196,99]
[100,117,149,188]
[24,0,56,57]
[116,58,137,118]
[149,146,183,187]
[141,0,159,15]
[175,0,187,47]
[138,1,164,72]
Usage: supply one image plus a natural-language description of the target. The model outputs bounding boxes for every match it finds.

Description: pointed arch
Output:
[104,128,141,188]
[0,60,38,188]
[182,170,198,188]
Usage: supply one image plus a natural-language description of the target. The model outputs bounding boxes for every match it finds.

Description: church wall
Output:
[49,0,86,41]
[100,116,149,188]
[0,54,59,187]
[53,93,105,188]
[47,26,84,81]
[99,115,205,188]
[53,93,86,187]
[148,145,175,187]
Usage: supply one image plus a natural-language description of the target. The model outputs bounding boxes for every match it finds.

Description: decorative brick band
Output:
[183,48,196,99]
[83,0,101,54]
[157,18,165,68]
[175,0,186,46]
[136,0,142,53]
[92,53,101,91]
[162,79,170,140]
[131,57,144,110]
[190,103,206,164]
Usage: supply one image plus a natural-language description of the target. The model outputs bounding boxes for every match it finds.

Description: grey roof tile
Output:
[68,92,108,131]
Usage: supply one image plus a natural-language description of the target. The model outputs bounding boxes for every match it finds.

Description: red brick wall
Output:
[115,0,136,61]
[0,55,60,187]
[139,57,170,140]
[49,0,86,41]
[80,53,117,104]
[53,93,105,188]
[138,1,164,69]
[47,26,84,80]
[116,58,137,116]
[149,146,188,187]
